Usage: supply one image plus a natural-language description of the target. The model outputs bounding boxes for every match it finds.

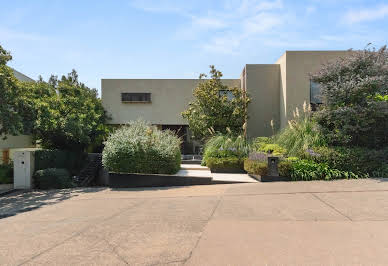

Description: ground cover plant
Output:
[102,120,181,174]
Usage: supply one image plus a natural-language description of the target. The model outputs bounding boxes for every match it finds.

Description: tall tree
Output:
[182,65,250,140]
[0,45,34,138]
[311,45,388,148]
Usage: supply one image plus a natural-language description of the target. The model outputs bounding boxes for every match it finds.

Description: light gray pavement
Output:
[1,179,388,265]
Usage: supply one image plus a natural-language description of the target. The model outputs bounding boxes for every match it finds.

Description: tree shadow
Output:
[0,187,107,219]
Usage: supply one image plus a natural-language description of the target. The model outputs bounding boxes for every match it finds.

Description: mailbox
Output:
[13,151,35,189]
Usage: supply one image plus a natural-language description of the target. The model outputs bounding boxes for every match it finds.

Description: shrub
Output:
[289,160,366,181]
[256,143,286,156]
[252,137,271,150]
[33,168,74,189]
[34,150,87,175]
[102,120,181,174]
[203,134,250,164]
[311,46,388,148]
[308,146,388,176]
[278,160,293,177]
[274,102,327,156]
[0,163,13,184]
[206,157,244,170]
[244,159,268,175]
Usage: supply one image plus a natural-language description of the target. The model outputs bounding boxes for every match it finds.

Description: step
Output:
[180,164,209,171]
[181,159,202,165]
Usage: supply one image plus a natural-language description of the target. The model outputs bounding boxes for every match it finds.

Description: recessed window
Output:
[121,93,151,103]
[219,90,235,100]
[310,81,322,105]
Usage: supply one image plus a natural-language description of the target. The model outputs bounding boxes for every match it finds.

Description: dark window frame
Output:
[121,92,151,103]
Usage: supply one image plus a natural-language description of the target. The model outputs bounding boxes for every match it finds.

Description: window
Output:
[219,90,235,100]
[310,81,323,104]
[121,93,151,103]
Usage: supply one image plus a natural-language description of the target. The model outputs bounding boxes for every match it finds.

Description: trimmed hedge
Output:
[0,164,13,184]
[244,159,268,175]
[34,150,87,175]
[308,146,388,177]
[102,120,181,175]
[206,157,244,170]
[33,168,74,189]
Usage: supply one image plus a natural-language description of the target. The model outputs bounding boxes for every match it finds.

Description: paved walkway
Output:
[1,179,388,265]
[177,164,257,183]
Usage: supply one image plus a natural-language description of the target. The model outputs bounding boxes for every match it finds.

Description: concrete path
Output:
[1,179,388,265]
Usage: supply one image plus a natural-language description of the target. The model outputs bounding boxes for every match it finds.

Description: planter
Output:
[210,168,246,173]
[108,172,212,188]
[248,174,291,182]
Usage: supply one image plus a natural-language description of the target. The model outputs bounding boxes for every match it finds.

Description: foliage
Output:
[206,157,244,170]
[252,137,271,150]
[289,160,367,181]
[373,164,388,178]
[34,150,87,176]
[102,120,181,174]
[31,71,110,151]
[0,163,13,184]
[311,46,388,148]
[255,143,286,156]
[244,160,268,175]
[248,151,269,162]
[275,102,327,156]
[307,146,388,177]
[278,160,293,177]
[182,65,250,140]
[33,168,74,189]
[202,134,250,164]
[0,45,34,137]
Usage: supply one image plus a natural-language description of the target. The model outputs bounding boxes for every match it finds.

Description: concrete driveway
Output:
[1,179,388,265]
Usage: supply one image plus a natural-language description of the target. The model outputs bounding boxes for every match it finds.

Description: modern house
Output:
[102,50,350,152]
[0,69,35,164]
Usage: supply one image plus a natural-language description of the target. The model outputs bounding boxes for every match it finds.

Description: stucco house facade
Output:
[102,50,350,152]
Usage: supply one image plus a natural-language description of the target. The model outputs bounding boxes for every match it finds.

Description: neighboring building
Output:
[102,51,351,149]
[0,70,35,164]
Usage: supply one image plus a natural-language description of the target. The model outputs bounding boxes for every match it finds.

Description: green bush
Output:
[206,157,244,170]
[203,134,250,165]
[289,160,366,181]
[278,160,293,177]
[102,120,181,174]
[244,159,268,175]
[252,137,271,150]
[256,143,287,156]
[33,168,74,189]
[34,150,87,175]
[308,146,388,176]
[0,163,13,184]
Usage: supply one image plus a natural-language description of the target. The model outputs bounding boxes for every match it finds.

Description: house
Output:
[102,50,351,153]
[0,69,35,164]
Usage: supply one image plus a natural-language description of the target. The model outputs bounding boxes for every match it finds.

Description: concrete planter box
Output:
[108,172,212,188]
[210,168,246,174]
[248,174,291,182]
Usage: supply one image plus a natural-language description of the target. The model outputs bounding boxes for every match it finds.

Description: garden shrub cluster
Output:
[102,120,181,174]
[34,150,87,175]
[33,168,74,189]
[202,134,250,171]
[0,163,13,184]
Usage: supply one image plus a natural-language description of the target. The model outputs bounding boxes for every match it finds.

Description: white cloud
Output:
[343,5,388,24]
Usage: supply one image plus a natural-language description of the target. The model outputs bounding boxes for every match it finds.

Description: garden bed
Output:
[108,172,212,188]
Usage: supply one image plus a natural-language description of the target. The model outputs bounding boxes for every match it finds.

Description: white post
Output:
[13,151,35,189]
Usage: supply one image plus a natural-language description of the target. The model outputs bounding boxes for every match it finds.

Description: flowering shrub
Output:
[102,120,181,174]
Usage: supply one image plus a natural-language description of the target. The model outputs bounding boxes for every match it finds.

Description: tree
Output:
[32,70,110,151]
[182,65,250,140]
[0,45,34,137]
[311,45,388,148]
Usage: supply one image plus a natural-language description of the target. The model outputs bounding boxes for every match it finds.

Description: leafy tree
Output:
[311,45,388,148]
[0,45,34,137]
[32,70,110,151]
[182,65,250,140]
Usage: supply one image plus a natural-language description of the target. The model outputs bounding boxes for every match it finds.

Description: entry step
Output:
[180,164,209,171]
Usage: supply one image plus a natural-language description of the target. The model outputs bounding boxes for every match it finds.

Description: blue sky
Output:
[1,0,387,95]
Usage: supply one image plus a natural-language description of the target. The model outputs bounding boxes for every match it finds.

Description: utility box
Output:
[14,151,35,189]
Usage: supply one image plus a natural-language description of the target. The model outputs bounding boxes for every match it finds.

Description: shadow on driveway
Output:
[0,187,107,219]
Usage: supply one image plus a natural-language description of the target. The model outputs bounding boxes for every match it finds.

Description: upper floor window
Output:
[219,90,235,100]
[121,93,151,103]
[310,81,323,104]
